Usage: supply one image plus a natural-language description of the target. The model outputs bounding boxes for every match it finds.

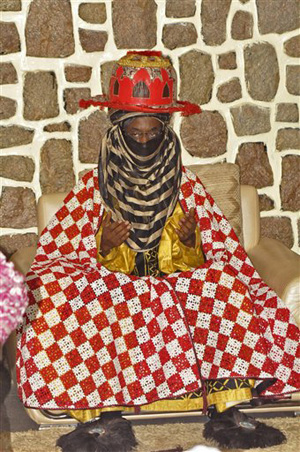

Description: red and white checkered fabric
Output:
[16,168,300,410]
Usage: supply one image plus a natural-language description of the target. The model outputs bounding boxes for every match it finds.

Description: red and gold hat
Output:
[79,51,201,116]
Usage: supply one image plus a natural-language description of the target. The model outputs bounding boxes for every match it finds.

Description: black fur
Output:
[203,406,286,449]
[56,416,137,452]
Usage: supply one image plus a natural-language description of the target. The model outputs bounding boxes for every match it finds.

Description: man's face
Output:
[123,116,163,144]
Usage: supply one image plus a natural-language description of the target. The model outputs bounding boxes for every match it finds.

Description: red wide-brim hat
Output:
[79,51,201,117]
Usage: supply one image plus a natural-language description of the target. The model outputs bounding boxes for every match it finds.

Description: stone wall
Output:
[0,0,299,257]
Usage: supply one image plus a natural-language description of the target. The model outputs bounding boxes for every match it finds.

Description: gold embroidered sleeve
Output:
[158,203,205,274]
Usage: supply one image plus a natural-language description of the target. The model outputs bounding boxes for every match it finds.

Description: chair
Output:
[6,163,300,426]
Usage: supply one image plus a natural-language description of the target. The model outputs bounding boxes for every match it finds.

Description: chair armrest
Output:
[9,245,37,275]
[248,237,300,327]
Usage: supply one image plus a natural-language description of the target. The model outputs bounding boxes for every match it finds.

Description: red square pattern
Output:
[25,357,39,378]
[65,348,83,367]
[64,223,80,240]
[121,283,137,301]
[51,323,68,341]
[102,361,117,380]
[117,351,131,370]
[39,298,55,315]
[80,286,96,305]
[63,283,80,302]
[61,370,78,390]
[75,305,92,326]
[40,365,59,384]
[134,361,150,379]
[45,281,62,296]
[70,327,88,347]
[35,385,53,404]
[81,376,96,395]
[85,355,100,374]
[46,343,63,362]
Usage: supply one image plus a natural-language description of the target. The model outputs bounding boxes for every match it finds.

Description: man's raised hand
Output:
[176,208,197,248]
[100,211,131,256]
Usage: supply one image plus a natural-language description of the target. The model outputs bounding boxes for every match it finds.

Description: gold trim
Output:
[209,388,253,413]
[66,385,253,421]
[118,54,171,69]
[139,393,203,412]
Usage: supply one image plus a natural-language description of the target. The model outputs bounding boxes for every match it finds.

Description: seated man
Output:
[17,52,300,451]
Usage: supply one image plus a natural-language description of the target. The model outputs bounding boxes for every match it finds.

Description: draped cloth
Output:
[98,111,181,252]
[16,167,300,410]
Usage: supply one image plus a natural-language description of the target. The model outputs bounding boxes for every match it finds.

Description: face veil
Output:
[98,111,182,252]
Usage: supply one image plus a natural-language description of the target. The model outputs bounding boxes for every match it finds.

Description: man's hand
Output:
[100,211,131,256]
[176,208,197,248]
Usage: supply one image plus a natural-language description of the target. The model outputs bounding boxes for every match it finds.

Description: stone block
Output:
[201,0,232,46]
[0,187,37,229]
[0,62,17,84]
[64,65,92,83]
[163,23,197,50]
[43,122,71,132]
[276,128,300,150]
[23,71,59,120]
[231,104,271,136]
[236,142,273,188]
[218,51,237,70]
[101,61,117,96]
[0,1,21,11]
[260,216,293,249]
[284,35,300,58]
[0,96,17,119]
[25,0,75,57]
[257,0,300,34]
[79,110,111,163]
[180,111,227,158]
[0,233,38,259]
[79,29,108,52]
[232,11,253,40]
[112,0,157,49]
[217,78,242,103]
[79,2,106,23]
[40,139,75,194]
[244,42,279,101]
[281,155,300,211]
[0,125,34,149]
[259,194,274,212]
[0,156,35,182]
[166,0,195,17]
[179,50,214,105]
[0,22,20,54]
[64,88,91,115]
[276,103,299,122]
[286,65,300,95]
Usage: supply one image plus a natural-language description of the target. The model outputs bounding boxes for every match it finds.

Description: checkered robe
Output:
[16,167,300,410]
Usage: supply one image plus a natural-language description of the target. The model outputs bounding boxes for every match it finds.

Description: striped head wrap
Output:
[98,111,182,252]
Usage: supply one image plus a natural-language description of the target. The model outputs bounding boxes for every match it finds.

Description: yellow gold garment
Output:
[95,220,135,274]
[158,202,204,273]
[96,202,204,273]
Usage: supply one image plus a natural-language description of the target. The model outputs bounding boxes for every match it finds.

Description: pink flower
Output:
[0,251,28,345]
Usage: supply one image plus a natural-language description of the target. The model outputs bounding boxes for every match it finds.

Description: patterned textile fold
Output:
[16,167,300,410]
